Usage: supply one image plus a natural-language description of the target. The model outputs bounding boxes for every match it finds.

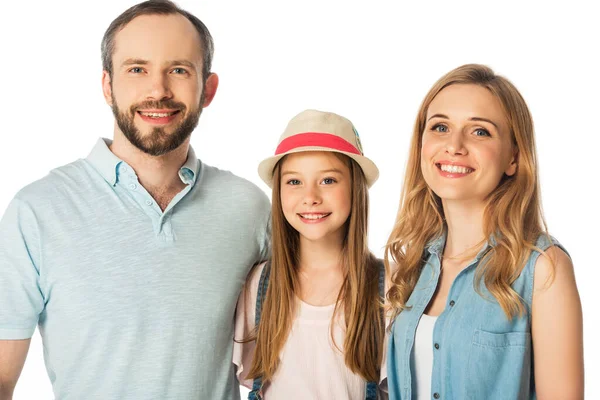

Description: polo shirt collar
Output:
[86,138,122,186]
[179,145,199,185]
[86,138,200,186]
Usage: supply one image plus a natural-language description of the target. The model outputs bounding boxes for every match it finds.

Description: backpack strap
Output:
[248,262,271,400]
[365,259,386,400]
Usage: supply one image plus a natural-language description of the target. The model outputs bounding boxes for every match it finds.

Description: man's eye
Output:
[129,67,144,74]
[172,68,188,74]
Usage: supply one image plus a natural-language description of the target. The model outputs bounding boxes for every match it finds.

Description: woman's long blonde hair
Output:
[385,64,548,321]
[246,153,384,384]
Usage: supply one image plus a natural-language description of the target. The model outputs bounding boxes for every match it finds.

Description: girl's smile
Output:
[280,151,351,244]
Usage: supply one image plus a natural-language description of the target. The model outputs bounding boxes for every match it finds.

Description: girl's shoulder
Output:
[234,261,268,390]
[245,261,269,298]
[236,261,269,332]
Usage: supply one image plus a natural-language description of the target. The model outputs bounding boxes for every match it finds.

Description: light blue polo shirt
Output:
[0,138,271,400]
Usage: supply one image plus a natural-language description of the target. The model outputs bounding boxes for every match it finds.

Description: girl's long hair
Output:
[246,153,384,383]
[385,64,549,321]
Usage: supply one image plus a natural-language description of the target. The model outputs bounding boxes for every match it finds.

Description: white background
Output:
[1,0,597,398]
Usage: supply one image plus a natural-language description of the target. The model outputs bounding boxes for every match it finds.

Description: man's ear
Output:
[102,71,113,106]
[201,73,219,108]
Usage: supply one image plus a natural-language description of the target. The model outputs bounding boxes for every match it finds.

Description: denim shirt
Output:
[387,234,565,400]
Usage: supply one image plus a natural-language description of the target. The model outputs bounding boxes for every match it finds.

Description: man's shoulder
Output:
[199,162,269,203]
[15,158,91,205]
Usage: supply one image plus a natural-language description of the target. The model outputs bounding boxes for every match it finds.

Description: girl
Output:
[385,64,583,399]
[234,109,387,399]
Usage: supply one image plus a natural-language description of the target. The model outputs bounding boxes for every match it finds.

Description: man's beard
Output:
[111,93,203,157]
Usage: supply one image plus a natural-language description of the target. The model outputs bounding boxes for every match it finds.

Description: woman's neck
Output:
[442,199,487,259]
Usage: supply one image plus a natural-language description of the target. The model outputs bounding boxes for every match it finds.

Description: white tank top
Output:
[411,313,438,399]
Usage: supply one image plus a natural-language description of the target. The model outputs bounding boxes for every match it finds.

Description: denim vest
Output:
[387,234,565,400]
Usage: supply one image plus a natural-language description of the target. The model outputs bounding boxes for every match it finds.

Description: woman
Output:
[385,64,583,399]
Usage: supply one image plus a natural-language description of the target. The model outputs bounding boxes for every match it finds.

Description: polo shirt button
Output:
[145,200,153,206]
[449,300,455,307]
[433,393,440,399]
[434,343,440,349]
[129,184,137,190]
[121,166,128,172]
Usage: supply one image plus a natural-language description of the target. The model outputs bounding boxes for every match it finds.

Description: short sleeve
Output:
[0,197,45,339]
[232,262,266,389]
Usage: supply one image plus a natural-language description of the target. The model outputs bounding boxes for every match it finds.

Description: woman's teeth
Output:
[439,164,473,174]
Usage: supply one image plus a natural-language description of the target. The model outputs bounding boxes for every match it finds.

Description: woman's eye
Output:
[474,128,491,137]
[287,179,301,185]
[432,124,448,133]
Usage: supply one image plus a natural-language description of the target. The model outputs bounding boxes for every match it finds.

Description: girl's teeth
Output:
[301,214,328,220]
[440,164,473,174]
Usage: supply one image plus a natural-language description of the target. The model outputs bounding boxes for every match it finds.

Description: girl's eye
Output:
[322,178,336,185]
[474,128,491,137]
[287,179,301,185]
[432,124,448,133]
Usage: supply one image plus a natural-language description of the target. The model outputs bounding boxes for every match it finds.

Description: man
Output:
[0,1,270,399]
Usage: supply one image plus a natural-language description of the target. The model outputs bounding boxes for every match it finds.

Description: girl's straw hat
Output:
[258,109,379,188]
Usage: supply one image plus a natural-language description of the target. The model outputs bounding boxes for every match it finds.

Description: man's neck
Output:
[110,131,190,210]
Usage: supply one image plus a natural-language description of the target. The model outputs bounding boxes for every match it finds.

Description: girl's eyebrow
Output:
[282,168,344,176]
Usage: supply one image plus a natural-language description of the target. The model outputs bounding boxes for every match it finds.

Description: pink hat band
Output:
[275,132,362,156]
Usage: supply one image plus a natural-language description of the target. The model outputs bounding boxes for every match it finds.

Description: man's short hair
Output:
[101,0,214,81]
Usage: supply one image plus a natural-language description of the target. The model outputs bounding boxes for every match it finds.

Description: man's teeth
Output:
[300,213,329,220]
[440,164,473,174]
[140,112,175,118]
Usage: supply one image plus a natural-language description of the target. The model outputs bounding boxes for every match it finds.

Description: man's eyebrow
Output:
[168,60,196,69]
[121,58,148,67]
[120,59,197,69]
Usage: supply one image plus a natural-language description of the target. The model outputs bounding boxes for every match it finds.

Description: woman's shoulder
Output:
[527,234,570,275]
[533,234,567,254]
[532,238,573,292]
